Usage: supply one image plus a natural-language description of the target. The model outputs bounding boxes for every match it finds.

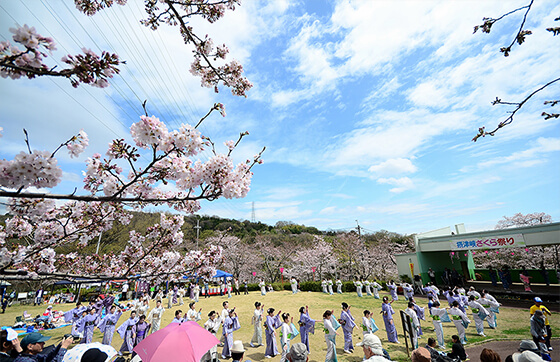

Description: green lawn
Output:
[1,290,557,361]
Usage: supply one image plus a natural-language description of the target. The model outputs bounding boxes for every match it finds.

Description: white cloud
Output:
[368,158,417,177]
[377,177,415,193]
[477,137,560,169]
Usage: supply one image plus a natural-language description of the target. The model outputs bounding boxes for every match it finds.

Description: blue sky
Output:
[1,0,559,235]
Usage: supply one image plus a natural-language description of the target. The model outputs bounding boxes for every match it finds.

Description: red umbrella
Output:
[133,321,219,362]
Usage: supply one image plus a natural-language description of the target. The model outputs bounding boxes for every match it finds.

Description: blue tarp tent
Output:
[183,269,233,284]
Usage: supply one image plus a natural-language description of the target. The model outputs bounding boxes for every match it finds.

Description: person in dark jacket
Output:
[447,335,468,361]
[13,333,72,362]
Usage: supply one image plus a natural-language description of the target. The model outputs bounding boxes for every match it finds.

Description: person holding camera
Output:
[13,333,72,362]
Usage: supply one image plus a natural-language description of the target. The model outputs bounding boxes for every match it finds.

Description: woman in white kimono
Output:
[259,279,267,296]
[430,301,447,349]
[193,284,200,302]
[321,280,328,294]
[361,310,379,335]
[372,280,381,299]
[201,311,221,362]
[448,301,470,344]
[353,280,363,297]
[364,280,372,296]
[479,291,500,329]
[336,279,343,294]
[177,287,185,305]
[403,302,420,349]
[279,313,293,362]
[250,301,264,347]
[323,310,338,362]
[468,295,488,336]
[290,277,298,294]
[147,300,165,334]
[187,302,202,322]
[137,298,149,318]
[327,279,334,295]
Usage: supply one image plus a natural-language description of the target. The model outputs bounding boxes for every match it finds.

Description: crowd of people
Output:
[0,276,555,362]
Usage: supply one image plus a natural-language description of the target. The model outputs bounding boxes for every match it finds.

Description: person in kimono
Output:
[364,280,372,296]
[172,285,178,305]
[466,286,481,300]
[430,301,447,349]
[387,280,398,301]
[479,291,499,329]
[177,286,185,305]
[323,310,338,362]
[321,280,328,294]
[422,283,438,302]
[468,295,488,336]
[147,300,165,334]
[97,305,123,345]
[354,280,363,297]
[193,283,200,302]
[155,289,164,302]
[409,297,425,336]
[133,314,150,346]
[81,307,101,344]
[167,288,174,309]
[137,298,149,318]
[381,296,398,343]
[280,313,294,362]
[372,280,381,299]
[402,283,414,301]
[403,302,420,349]
[448,301,470,344]
[290,277,298,294]
[340,302,356,353]
[202,311,221,362]
[327,279,334,295]
[64,302,87,325]
[118,310,138,354]
[298,305,315,352]
[186,302,202,322]
[72,310,88,339]
[221,309,241,359]
[336,279,343,294]
[259,279,267,296]
[171,309,186,323]
[251,301,264,347]
[265,307,282,358]
[361,310,379,335]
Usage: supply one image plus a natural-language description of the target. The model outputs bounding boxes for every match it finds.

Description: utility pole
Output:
[96,232,102,254]
[194,218,201,249]
[355,220,361,239]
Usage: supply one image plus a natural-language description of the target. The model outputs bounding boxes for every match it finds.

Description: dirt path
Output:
[464,338,559,361]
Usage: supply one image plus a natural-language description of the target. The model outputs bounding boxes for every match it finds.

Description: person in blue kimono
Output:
[81,307,101,344]
[387,280,398,301]
[410,297,425,336]
[298,305,315,353]
[340,302,356,354]
[221,309,241,359]
[97,305,123,345]
[265,307,282,358]
[133,315,151,346]
[381,297,398,343]
[63,302,86,324]
[118,310,138,354]
[402,283,414,301]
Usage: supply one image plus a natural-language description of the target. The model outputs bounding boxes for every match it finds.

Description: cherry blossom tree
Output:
[206,232,257,281]
[473,212,558,269]
[290,236,336,281]
[0,1,261,282]
[472,1,559,141]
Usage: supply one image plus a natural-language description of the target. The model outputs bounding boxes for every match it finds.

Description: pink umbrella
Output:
[133,321,219,362]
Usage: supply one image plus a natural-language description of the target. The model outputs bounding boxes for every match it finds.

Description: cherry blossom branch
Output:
[472,77,560,141]
[473,0,534,56]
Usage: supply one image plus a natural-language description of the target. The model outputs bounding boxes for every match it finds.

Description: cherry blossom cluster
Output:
[74,0,128,16]
[1,25,120,88]
[0,131,91,191]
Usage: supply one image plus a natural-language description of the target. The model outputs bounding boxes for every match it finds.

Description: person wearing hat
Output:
[529,297,552,351]
[231,340,248,362]
[287,343,308,362]
[518,340,539,354]
[1,329,23,361]
[13,333,72,362]
[356,334,386,361]
[511,350,547,362]
[530,310,551,361]
[410,347,431,362]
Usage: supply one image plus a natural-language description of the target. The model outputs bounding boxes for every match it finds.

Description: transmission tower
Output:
[251,202,256,223]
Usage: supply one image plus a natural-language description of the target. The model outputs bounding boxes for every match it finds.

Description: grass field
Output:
[0,289,558,361]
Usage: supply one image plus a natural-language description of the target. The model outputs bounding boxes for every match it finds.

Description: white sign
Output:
[450,233,525,250]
